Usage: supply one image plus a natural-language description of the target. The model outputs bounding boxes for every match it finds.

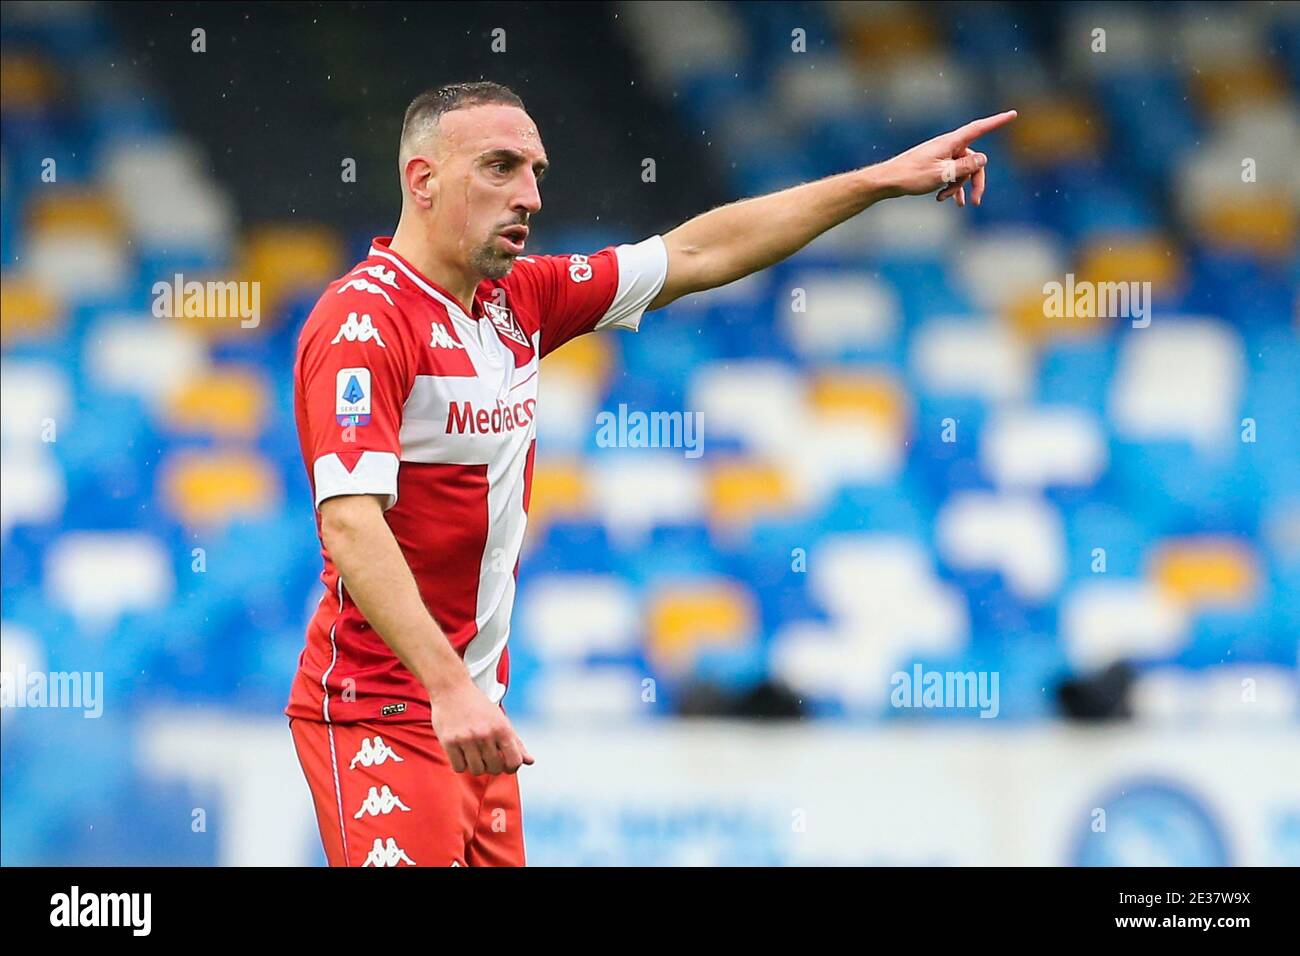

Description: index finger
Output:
[952,109,1018,147]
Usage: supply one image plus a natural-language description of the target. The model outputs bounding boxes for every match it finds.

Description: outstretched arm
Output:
[648,110,1018,310]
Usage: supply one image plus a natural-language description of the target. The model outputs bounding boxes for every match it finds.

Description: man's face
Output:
[432,104,548,280]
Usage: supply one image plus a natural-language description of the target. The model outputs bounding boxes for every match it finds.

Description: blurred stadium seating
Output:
[2,1,1297,865]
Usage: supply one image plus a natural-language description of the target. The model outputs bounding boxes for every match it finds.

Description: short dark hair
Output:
[400,81,526,151]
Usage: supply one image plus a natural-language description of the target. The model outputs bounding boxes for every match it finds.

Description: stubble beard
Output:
[469,236,516,280]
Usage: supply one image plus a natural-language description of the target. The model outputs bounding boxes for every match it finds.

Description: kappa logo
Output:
[349,736,404,769]
[332,311,386,348]
[568,253,593,283]
[483,300,529,347]
[362,837,416,867]
[354,785,411,818]
[337,277,395,305]
[351,263,400,290]
[430,322,465,350]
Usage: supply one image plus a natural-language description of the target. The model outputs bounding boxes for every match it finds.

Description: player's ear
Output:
[404,156,437,209]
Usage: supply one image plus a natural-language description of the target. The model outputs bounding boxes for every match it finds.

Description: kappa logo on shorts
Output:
[349,736,404,769]
[354,785,411,818]
[362,837,416,867]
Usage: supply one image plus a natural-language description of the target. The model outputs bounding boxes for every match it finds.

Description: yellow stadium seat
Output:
[161,367,269,439]
[1151,537,1259,608]
[237,224,345,327]
[845,10,939,67]
[525,458,590,531]
[708,461,796,528]
[0,273,63,341]
[1189,61,1289,116]
[154,270,265,337]
[647,580,757,671]
[1005,285,1112,346]
[1195,197,1297,260]
[1076,234,1185,299]
[162,450,281,527]
[539,330,612,388]
[26,188,123,239]
[0,53,58,113]
[809,371,909,437]
[1008,99,1104,168]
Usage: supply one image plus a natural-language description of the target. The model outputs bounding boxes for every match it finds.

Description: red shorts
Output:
[289,717,525,867]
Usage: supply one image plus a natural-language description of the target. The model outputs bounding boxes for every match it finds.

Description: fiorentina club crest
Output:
[483,300,528,347]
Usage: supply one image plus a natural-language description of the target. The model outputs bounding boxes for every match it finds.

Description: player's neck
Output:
[389,220,478,314]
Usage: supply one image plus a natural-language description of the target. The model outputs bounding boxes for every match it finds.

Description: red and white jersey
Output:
[287,235,668,724]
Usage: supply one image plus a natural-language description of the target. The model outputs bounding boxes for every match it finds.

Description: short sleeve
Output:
[508,235,668,358]
[295,292,414,511]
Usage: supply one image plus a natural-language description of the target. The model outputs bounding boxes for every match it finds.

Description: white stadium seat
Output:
[519,575,641,661]
[0,446,67,537]
[1133,665,1299,723]
[981,405,1108,489]
[955,227,1067,314]
[101,136,236,252]
[879,55,974,124]
[44,532,174,630]
[689,360,806,455]
[1063,6,1167,75]
[530,665,647,720]
[534,365,602,453]
[0,360,72,446]
[779,272,899,358]
[27,230,129,299]
[1109,318,1244,449]
[1060,580,1189,671]
[589,453,707,544]
[936,492,1066,601]
[86,315,210,404]
[613,0,745,89]
[773,55,868,125]
[911,318,1035,402]
[810,533,969,649]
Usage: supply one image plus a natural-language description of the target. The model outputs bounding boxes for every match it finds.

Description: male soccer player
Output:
[288,81,1015,866]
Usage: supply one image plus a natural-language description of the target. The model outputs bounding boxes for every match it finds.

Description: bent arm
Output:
[319,493,470,698]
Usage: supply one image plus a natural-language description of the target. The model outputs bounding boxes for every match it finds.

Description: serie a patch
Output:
[336,367,372,426]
